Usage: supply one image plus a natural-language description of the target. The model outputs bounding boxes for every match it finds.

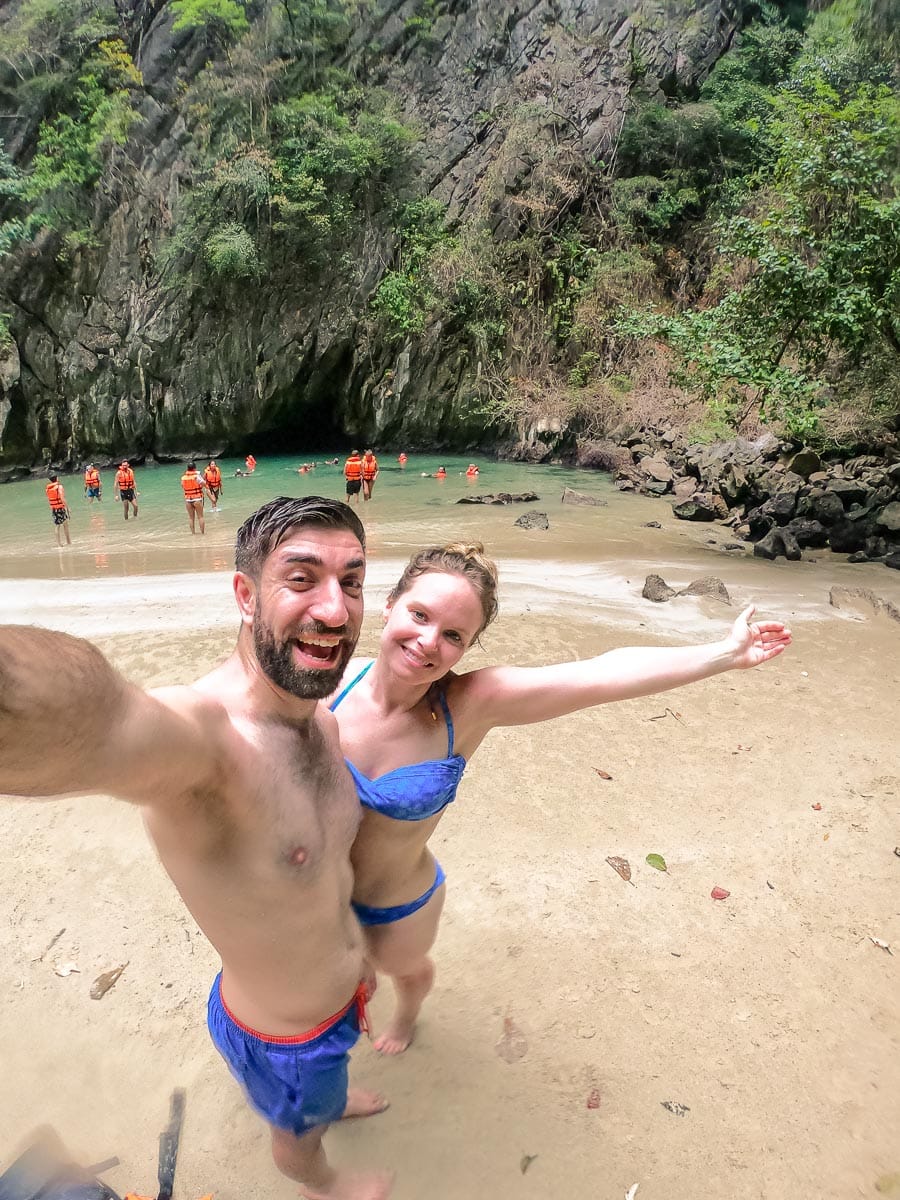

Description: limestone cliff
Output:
[0,0,748,472]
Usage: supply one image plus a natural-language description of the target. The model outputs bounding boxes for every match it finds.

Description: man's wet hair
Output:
[236,495,366,578]
[188,460,196,470]
[49,474,59,482]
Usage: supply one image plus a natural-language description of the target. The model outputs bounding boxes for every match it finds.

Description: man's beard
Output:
[253,618,355,699]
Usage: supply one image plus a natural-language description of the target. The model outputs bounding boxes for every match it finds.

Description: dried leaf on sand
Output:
[90,963,128,999]
[606,856,635,885]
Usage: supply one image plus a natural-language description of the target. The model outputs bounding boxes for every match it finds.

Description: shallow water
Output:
[0,452,615,578]
[2,450,898,637]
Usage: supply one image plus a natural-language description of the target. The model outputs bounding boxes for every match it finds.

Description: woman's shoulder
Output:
[325,657,375,708]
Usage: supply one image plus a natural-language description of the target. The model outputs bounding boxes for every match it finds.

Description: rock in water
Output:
[514,511,549,530]
[561,486,607,506]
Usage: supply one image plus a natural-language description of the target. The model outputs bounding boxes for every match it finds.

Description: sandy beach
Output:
[2,550,899,1200]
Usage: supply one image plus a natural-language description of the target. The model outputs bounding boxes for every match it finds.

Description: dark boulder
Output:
[746,505,775,539]
[783,518,829,549]
[887,552,900,571]
[828,520,869,554]
[768,492,799,524]
[753,528,801,561]
[787,449,822,478]
[719,464,751,506]
[800,489,845,526]
[757,468,805,498]
[826,479,871,507]
[642,574,677,602]
[672,493,718,522]
[514,510,549,530]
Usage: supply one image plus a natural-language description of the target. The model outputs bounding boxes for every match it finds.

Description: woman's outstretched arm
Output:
[459,606,791,732]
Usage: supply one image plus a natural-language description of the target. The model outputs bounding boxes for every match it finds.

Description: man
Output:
[204,459,223,509]
[361,450,379,502]
[0,497,391,1200]
[45,474,71,546]
[181,460,211,534]
[343,450,363,506]
[114,460,139,520]
[83,463,102,503]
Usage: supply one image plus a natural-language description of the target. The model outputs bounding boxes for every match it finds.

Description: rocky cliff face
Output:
[0,0,747,473]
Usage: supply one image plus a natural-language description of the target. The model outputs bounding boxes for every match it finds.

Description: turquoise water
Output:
[0,452,618,579]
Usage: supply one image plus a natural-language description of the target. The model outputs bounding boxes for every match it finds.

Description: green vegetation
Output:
[170,0,250,44]
[0,0,897,452]
[375,0,899,449]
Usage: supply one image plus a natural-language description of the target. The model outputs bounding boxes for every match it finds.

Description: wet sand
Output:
[2,543,899,1199]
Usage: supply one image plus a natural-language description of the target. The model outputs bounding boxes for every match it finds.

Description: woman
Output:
[330,544,790,1054]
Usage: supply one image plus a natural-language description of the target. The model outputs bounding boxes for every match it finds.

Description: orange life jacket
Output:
[204,465,221,486]
[466,467,478,477]
[362,454,378,480]
[181,471,203,500]
[46,481,66,510]
[436,468,447,478]
[84,468,100,488]
[116,467,135,489]
[344,455,362,480]
[245,455,256,470]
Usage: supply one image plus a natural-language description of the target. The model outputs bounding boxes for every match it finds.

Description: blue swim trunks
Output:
[352,861,446,927]
[207,975,368,1134]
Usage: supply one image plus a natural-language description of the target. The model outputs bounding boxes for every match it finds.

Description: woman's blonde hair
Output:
[388,542,499,638]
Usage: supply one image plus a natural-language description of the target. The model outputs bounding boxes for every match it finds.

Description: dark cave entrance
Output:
[233,341,357,455]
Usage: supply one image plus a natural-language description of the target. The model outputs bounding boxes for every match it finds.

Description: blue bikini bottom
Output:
[352,862,446,927]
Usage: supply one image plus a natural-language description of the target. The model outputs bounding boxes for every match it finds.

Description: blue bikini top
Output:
[329,661,467,821]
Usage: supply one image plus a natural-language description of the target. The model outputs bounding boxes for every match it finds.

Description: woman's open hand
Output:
[727,605,792,669]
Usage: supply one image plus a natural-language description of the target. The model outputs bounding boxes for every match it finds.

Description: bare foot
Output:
[300,1167,393,1200]
[341,1087,389,1119]
[373,1018,416,1056]
[372,960,433,1055]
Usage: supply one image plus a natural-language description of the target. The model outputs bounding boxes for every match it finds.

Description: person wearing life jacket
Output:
[83,463,102,503]
[181,461,211,535]
[343,449,363,505]
[114,460,139,520]
[361,449,379,501]
[397,452,408,468]
[46,474,72,546]
[465,464,479,478]
[435,466,447,479]
[245,454,257,473]
[204,459,223,509]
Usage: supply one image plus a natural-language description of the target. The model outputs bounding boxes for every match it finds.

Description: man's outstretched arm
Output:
[0,626,214,804]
